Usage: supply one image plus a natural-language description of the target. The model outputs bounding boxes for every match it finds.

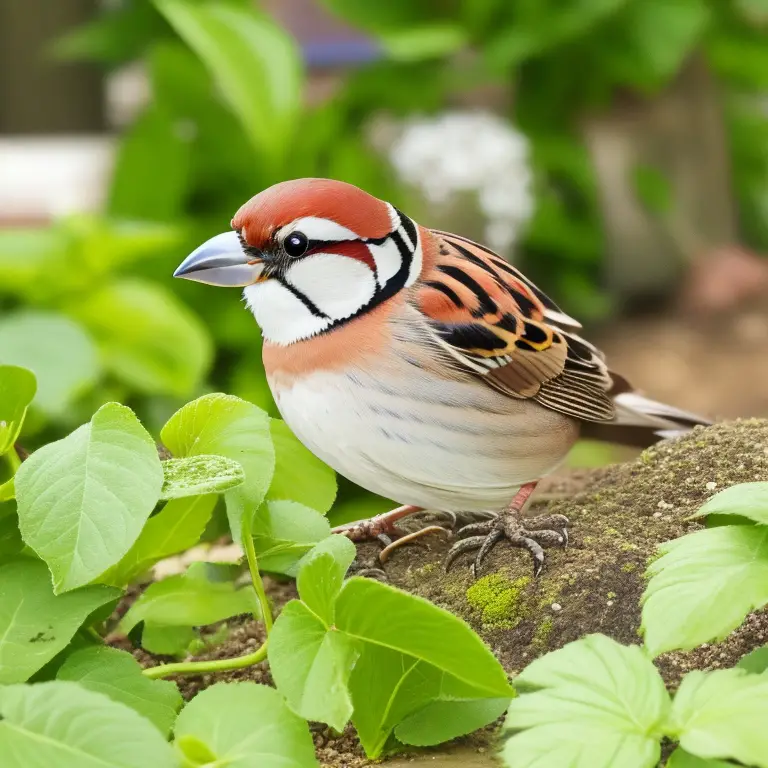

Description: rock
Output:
[376,418,768,684]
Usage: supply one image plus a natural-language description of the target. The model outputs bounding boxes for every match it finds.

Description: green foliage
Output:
[57,647,183,736]
[0,365,36,455]
[161,393,275,544]
[503,634,768,768]
[0,311,100,418]
[505,634,668,768]
[173,682,317,767]
[270,536,512,757]
[119,565,261,635]
[0,682,178,768]
[15,402,164,592]
[252,499,333,576]
[0,559,120,684]
[160,455,244,500]
[642,482,768,656]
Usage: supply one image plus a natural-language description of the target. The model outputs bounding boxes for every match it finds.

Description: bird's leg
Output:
[445,481,569,578]
[332,505,451,565]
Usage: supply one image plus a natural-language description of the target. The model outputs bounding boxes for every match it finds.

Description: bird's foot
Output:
[444,481,568,578]
[333,505,452,567]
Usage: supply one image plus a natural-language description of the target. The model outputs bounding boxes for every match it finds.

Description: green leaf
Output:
[672,668,768,767]
[0,559,120,684]
[607,0,709,88]
[504,634,669,768]
[349,643,502,757]
[161,393,275,545]
[269,600,358,731]
[102,495,217,587]
[253,500,331,576]
[109,104,191,221]
[297,535,356,625]
[395,696,510,746]
[57,646,182,736]
[694,482,768,525]
[667,748,739,768]
[0,514,23,558]
[15,402,164,592]
[0,365,36,455]
[738,644,768,674]
[642,525,768,657]
[316,0,440,34]
[0,311,99,416]
[120,569,260,634]
[267,419,336,514]
[161,455,245,500]
[0,681,177,767]
[336,577,511,697]
[0,228,68,298]
[173,682,317,767]
[69,278,212,398]
[141,624,197,656]
[381,24,467,61]
[154,0,302,168]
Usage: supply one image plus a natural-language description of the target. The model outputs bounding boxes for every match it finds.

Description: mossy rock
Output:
[374,418,768,683]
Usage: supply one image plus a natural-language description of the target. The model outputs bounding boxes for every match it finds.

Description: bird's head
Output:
[174,178,423,344]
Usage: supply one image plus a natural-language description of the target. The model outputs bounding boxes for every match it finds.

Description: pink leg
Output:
[331,505,450,564]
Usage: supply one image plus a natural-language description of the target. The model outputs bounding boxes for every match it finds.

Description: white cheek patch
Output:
[279,216,359,243]
[405,230,423,286]
[243,282,331,345]
[286,253,376,321]
[367,239,402,285]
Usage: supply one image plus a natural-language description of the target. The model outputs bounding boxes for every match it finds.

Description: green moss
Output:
[621,562,637,573]
[532,617,554,648]
[619,542,639,552]
[607,591,616,599]
[466,573,531,630]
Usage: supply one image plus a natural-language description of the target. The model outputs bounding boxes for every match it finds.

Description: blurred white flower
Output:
[386,111,535,254]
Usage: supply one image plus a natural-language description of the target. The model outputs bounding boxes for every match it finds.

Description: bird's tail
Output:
[581,375,713,449]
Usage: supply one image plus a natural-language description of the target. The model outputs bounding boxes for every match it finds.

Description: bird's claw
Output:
[445,512,569,578]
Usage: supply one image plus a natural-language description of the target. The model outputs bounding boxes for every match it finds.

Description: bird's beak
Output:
[173,231,265,287]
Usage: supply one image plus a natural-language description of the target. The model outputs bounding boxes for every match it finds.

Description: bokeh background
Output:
[3,0,768,522]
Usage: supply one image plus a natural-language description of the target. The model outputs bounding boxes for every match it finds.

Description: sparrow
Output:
[174,178,710,577]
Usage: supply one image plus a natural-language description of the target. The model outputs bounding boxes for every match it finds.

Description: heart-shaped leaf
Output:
[173,682,317,767]
[642,525,768,657]
[15,402,164,592]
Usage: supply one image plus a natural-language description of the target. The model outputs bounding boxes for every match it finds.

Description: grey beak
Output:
[173,231,265,287]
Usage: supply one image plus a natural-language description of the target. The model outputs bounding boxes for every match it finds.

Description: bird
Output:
[174,178,711,578]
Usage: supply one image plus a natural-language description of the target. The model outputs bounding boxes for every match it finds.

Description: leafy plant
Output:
[0,362,512,764]
[501,480,768,767]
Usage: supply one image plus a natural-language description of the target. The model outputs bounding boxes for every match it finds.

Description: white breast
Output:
[269,365,578,513]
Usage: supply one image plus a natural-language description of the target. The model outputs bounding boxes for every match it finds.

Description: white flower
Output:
[386,111,535,254]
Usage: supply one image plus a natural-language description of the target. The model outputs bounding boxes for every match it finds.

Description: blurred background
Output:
[2,0,768,517]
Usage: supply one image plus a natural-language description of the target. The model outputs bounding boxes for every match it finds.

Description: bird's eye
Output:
[284,231,308,258]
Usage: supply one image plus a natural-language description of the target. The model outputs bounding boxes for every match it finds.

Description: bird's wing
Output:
[415,230,616,423]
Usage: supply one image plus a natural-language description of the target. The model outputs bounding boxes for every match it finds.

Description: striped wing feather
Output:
[416,231,615,423]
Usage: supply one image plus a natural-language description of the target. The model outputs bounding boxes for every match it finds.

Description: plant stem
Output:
[242,515,273,635]
[142,640,268,680]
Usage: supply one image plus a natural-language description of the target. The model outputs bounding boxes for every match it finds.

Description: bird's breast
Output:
[266,355,579,512]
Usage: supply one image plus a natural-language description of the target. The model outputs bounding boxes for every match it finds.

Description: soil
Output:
[123,417,768,767]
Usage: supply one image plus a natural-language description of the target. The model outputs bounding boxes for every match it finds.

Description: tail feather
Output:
[581,391,712,449]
